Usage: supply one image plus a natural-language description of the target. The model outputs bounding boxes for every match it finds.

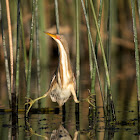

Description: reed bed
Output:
[86,0,103,120]
[0,0,140,128]
[80,0,107,119]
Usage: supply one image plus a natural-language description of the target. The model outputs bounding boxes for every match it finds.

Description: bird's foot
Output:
[84,95,95,108]
[25,97,36,115]
[75,100,80,103]
[74,99,80,103]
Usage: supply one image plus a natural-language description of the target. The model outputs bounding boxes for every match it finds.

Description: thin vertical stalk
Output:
[86,0,96,128]
[80,0,106,116]
[91,0,103,94]
[89,0,116,120]
[0,0,11,106]
[35,0,41,107]
[86,0,93,79]
[39,1,48,67]
[16,0,20,98]
[89,0,110,94]
[39,1,48,108]
[55,0,59,34]
[131,0,140,115]
[76,0,80,98]
[75,0,80,131]
[5,0,14,94]
[89,0,103,115]
[20,12,28,81]
[105,0,112,119]
[138,0,140,21]
[27,0,35,98]
[85,0,93,80]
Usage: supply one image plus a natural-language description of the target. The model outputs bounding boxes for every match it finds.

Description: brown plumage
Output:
[25,32,79,114]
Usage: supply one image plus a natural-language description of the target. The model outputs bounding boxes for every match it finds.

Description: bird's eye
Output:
[56,35,61,40]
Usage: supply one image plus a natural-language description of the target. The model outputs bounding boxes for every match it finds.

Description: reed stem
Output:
[86,0,93,79]
[89,0,116,120]
[89,0,103,115]
[15,0,20,98]
[85,0,96,124]
[20,12,28,81]
[27,0,35,98]
[55,0,59,34]
[138,0,140,21]
[89,0,110,93]
[5,0,14,95]
[92,0,103,94]
[131,0,140,115]
[76,0,80,99]
[0,0,11,106]
[35,0,41,107]
[80,0,105,115]
[106,0,112,120]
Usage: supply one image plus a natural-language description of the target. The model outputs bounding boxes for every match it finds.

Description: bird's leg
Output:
[25,91,49,115]
[71,86,80,103]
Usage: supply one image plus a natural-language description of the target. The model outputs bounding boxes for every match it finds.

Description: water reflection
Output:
[26,121,79,140]
[0,109,139,140]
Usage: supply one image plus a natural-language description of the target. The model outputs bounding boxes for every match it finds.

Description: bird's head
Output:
[44,32,61,42]
[44,32,69,54]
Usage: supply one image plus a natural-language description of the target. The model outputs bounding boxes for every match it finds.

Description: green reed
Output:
[131,0,140,115]
[85,0,96,120]
[55,0,60,34]
[35,0,41,107]
[91,0,103,93]
[80,0,106,116]
[138,0,140,21]
[89,0,103,117]
[20,11,28,81]
[39,1,48,67]
[26,0,35,98]
[86,0,93,79]
[15,0,20,98]
[89,0,116,120]
[105,0,112,120]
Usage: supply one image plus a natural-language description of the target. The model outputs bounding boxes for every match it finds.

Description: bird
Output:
[25,32,79,115]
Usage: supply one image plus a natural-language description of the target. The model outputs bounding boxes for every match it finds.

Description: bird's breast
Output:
[50,84,72,106]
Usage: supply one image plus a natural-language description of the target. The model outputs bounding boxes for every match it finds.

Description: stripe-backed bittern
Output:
[25,32,79,114]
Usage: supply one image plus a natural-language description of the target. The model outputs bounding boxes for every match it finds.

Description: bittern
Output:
[25,32,79,114]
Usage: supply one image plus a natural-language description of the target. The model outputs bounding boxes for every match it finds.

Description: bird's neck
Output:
[56,40,72,85]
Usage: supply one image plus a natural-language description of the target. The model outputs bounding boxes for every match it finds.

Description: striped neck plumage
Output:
[56,39,71,84]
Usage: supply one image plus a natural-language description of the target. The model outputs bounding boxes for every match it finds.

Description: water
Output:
[0,61,139,140]
[0,97,139,140]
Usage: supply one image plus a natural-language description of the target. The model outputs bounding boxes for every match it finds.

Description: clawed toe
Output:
[25,97,33,105]
[25,97,35,115]
[75,100,80,103]
[25,97,33,102]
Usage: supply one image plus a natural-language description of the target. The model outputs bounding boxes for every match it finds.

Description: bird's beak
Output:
[44,32,57,39]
